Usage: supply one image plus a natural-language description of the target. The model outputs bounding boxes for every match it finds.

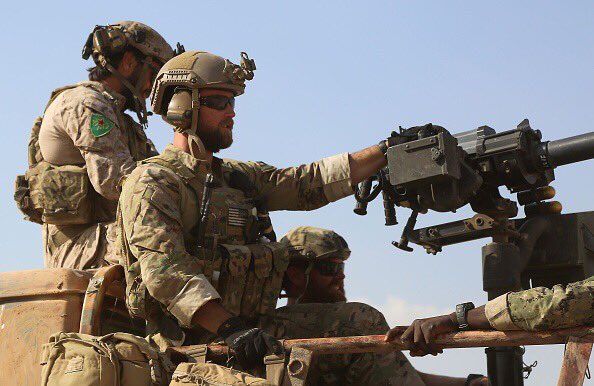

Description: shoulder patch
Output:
[90,113,114,137]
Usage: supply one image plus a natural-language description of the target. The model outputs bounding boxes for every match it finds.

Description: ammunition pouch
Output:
[40,331,170,386]
[22,161,94,225]
[15,173,43,224]
[204,242,289,320]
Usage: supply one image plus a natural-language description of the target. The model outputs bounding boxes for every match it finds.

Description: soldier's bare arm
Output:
[348,144,387,185]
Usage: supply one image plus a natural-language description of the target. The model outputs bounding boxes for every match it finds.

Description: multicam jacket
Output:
[485,276,594,330]
[118,144,353,332]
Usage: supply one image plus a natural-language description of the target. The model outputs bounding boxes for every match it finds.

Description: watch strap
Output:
[455,302,475,331]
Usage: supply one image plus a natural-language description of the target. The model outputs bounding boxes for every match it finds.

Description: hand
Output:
[385,314,457,357]
[224,327,283,370]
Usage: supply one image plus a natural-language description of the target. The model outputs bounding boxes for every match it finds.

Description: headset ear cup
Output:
[91,26,127,58]
[165,90,193,129]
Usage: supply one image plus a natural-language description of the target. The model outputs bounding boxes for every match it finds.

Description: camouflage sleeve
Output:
[120,166,220,328]
[62,92,137,200]
[224,153,353,211]
[485,276,594,331]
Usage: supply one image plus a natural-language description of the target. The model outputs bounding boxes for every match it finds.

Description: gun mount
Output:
[355,119,594,386]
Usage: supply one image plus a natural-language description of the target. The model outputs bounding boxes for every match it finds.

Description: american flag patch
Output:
[228,207,249,227]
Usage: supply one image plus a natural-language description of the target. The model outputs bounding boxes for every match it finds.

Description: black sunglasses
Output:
[313,261,345,277]
[199,95,235,110]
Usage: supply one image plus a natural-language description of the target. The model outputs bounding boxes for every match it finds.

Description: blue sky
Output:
[1,1,593,383]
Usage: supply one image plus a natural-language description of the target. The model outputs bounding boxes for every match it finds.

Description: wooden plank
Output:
[557,337,593,386]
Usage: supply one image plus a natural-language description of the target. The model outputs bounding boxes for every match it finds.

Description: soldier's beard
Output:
[302,279,347,303]
[197,118,234,153]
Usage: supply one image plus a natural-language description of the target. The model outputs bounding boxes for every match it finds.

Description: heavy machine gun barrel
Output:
[544,131,594,168]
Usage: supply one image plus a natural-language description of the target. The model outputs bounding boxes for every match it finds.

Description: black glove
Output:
[218,316,283,370]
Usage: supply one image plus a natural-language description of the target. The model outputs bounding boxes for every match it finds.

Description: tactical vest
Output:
[120,153,289,329]
[14,82,157,225]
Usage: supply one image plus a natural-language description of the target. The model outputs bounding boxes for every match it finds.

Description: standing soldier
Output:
[15,21,176,269]
[118,50,402,382]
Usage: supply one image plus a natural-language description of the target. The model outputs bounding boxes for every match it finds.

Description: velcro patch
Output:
[90,113,114,137]
[64,356,84,373]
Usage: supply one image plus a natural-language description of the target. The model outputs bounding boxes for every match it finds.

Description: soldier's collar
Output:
[162,144,211,176]
[78,81,127,112]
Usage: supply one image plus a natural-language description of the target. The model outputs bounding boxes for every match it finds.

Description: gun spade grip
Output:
[354,179,373,215]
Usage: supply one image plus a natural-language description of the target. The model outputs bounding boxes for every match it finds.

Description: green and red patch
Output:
[90,113,114,137]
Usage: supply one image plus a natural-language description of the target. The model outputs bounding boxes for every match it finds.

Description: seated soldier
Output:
[280,226,489,386]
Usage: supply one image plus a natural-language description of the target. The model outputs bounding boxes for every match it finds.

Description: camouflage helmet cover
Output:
[280,226,351,262]
[150,50,256,116]
[112,21,174,64]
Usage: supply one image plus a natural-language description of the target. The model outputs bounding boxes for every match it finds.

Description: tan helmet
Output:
[280,226,351,262]
[82,21,176,125]
[112,21,175,64]
[150,50,256,157]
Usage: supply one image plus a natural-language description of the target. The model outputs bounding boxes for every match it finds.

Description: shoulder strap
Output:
[142,156,206,196]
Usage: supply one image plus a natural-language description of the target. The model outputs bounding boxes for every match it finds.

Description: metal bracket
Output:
[283,346,314,386]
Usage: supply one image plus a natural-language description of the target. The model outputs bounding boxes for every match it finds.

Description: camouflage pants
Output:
[258,302,426,386]
[43,221,119,269]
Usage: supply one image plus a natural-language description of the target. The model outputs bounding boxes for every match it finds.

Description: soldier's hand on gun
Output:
[384,314,457,357]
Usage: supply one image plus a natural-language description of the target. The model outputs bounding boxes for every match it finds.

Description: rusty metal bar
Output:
[169,326,594,360]
[79,265,125,335]
[557,337,593,386]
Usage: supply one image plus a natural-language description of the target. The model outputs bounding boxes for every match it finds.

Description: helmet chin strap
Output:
[295,262,314,304]
[187,88,207,159]
[101,56,152,127]
[172,88,207,159]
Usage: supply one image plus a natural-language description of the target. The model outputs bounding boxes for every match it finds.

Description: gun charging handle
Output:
[354,178,373,215]
[392,210,418,252]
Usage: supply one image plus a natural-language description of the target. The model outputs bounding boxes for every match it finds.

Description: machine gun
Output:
[354,119,594,386]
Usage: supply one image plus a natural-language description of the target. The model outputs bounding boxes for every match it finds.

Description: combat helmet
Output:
[280,226,350,301]
[150,50,256,157]
[82,21,177,125]
[281,226,351,262]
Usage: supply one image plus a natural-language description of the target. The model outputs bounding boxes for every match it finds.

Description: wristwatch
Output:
[455,302,475,331]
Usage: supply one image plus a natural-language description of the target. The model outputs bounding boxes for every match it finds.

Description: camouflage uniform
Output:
[485,276,594,331]
[118,146,425,385]
[15,21,175,270]
[276,227,426,385]
[38,81,158,269]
